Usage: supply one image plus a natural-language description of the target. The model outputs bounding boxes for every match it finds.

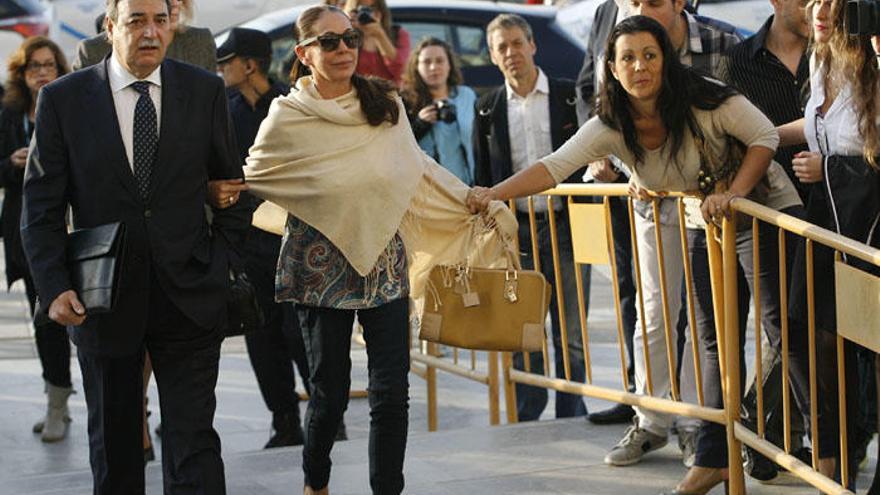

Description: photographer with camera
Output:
[402,38,477,185]
[344,0,411,86]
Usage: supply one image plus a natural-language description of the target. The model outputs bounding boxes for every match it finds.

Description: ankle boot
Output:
[41,383,73,442]
[32,382,72,434]
[265,410,304,448]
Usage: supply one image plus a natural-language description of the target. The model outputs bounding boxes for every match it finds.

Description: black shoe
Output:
[144,444,155,465]
[335,420,348,441]
[744,445,778,482]
[264,411,305,449]
[588,403,635,425]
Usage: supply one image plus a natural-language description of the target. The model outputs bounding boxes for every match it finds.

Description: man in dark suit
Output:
[21,0,249,493]
[473,13,589,422]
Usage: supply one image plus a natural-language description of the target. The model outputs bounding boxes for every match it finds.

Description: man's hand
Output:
[48,290,86,326]
[589,159,620,183]
[208,179,249,209]
[792,151,823,183]
[10,147,28,169]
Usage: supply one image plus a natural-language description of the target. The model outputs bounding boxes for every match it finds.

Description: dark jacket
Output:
[575,0,618,126]
[473,76,582,187]
[0,108,30,287]
[22,58,250,356]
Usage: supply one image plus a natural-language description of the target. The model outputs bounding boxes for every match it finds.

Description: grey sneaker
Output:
[677,427,697,468]
[604,418,668,466]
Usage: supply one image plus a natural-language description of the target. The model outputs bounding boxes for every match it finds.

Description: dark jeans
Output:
[513,210,590,420]
[609,196,637,389]
[243,229,309,419]
[297,298,410,494]
[78,275,225,495]
[688,214,821,469]
[24,273,71,388]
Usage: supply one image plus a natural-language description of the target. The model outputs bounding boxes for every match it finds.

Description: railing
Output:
[410,183,880,494]
[724,198,880,494]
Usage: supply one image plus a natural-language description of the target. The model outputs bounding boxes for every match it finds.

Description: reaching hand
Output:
[467,186,495,214]
[701,191,736,226]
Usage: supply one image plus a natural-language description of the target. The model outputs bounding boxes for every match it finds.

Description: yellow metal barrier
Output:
[724,198,880,494]
[410,183,879,495]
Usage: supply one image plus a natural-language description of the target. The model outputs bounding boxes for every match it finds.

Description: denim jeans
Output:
[688,209,831,468]
[513,210,590,420]
[297,298,410,494]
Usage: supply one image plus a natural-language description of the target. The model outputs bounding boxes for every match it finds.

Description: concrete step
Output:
[6,417,873,494]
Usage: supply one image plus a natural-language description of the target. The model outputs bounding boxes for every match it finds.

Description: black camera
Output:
[435,100,457,123]
[847,0,880,34]
[356,6,376,25]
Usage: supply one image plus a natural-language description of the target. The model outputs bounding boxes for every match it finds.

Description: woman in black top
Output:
[0,36,71,442]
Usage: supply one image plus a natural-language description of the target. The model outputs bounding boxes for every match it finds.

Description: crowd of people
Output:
[1,0,878,493]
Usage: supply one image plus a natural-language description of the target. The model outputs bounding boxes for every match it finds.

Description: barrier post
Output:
[723,213,745,493]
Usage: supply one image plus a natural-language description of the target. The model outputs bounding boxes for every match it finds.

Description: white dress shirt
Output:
[506,69,559,212]
[108,54,163,171]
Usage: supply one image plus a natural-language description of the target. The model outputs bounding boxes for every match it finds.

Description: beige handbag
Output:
[419,264,551,352]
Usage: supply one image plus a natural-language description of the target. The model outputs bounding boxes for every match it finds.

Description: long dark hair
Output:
[401,37,463,112]
[597,15,737,166]
[3,36,69,114]
[290,5,399,126]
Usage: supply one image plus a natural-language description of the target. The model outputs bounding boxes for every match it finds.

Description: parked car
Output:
[0,0,50,81]
[215,0,587,92]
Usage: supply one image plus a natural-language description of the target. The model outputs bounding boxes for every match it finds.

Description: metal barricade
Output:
[723,199,880,495]
[501,183,726,438]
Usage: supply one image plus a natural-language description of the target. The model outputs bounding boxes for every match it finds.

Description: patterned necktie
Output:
[131,81,157,201]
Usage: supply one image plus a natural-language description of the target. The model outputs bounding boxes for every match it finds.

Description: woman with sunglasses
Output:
[402,37,477,185]
[776,0,880,486]
[209,5,516,494]
[0,36,71,442]
[344,0,410,86]
[468,16,806,494]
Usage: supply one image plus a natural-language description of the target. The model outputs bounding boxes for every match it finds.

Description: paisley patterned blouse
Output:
[275,215,409,309]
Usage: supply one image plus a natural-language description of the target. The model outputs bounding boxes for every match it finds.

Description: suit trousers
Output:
[512,210,590,420]
[297,298,410,494]
[77,272,226,495]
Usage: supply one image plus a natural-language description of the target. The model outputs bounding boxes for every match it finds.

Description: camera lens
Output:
[357,6,375,24]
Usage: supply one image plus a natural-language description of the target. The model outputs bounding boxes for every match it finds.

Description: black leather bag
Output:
[67,222,126,314]
[225,268,264,337]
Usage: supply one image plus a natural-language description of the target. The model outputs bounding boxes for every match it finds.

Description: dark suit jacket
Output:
[473,76,582,187]
[575,0,618,126]
[0,108,29,288]
[22,58,250,356]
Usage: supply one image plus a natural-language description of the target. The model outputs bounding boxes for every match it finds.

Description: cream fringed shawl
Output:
[243,77,517,299]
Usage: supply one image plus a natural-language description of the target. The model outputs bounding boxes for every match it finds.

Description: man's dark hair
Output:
[105,0,171,22]
[598,15,737,167]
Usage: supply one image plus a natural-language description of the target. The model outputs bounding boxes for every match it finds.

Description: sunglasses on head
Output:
[297,28,362,52]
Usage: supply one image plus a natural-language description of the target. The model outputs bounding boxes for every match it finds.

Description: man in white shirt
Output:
[473,13,590,422]
[21,0,249,492]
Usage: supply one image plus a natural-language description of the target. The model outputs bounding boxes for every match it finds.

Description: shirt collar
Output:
[683,11,704,55]
[108,53,163,94]
[749,16,774,59]
[505,68,549,101]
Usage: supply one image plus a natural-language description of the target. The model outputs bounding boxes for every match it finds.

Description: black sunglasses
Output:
[297,28,362,52]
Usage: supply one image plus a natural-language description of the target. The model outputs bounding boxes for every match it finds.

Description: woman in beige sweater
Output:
[470,15,806,495]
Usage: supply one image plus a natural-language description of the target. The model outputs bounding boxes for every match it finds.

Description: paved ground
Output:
[0,257,875,494]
